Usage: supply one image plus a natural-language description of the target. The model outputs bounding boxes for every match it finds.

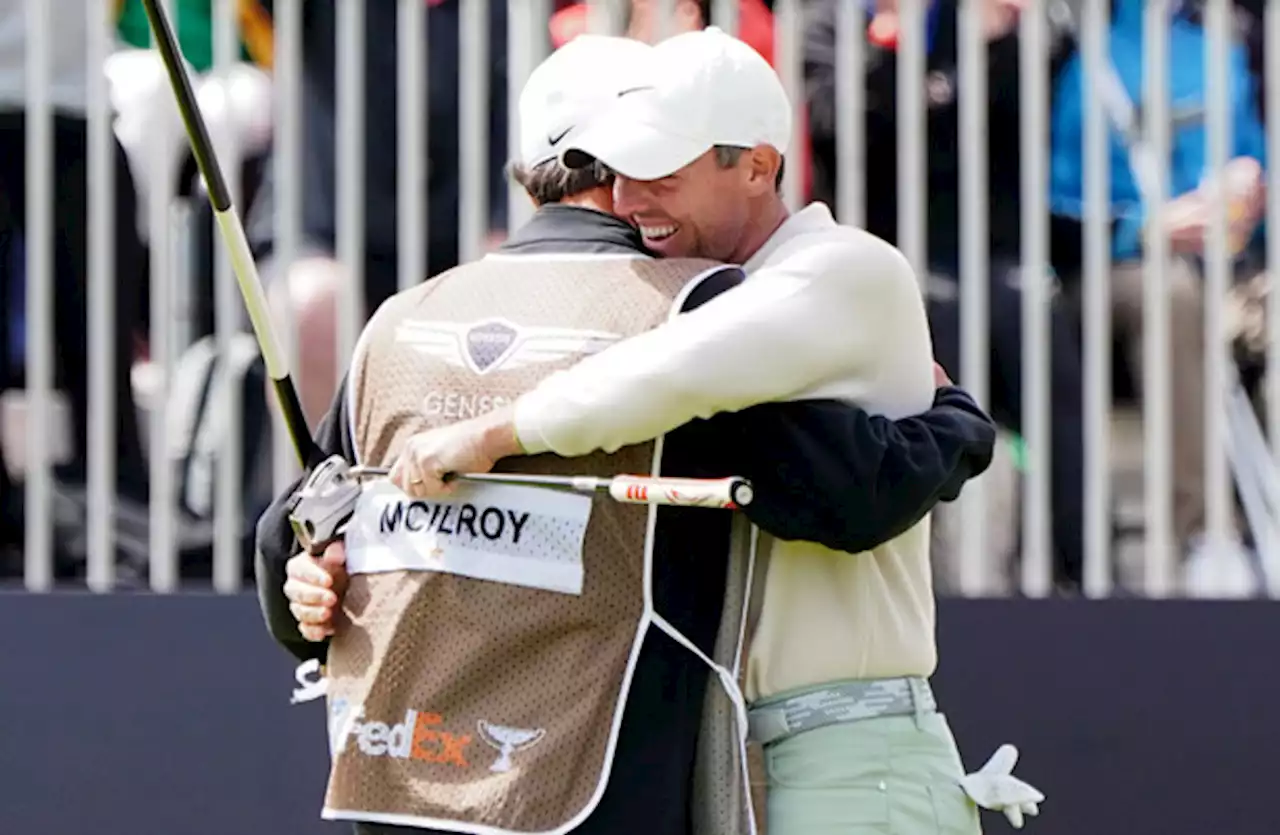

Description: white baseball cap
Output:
[558,27,792,181]
[517,35,654,169]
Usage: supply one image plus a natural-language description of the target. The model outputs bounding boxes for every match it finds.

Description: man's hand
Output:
[1162,157,1265,256]
[284,541,348,642]
[389,404,526,499]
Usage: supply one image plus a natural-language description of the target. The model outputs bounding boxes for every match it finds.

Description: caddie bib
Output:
[313,252,749,834]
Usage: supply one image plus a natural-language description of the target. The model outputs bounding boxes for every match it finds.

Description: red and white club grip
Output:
[607,476,754,509]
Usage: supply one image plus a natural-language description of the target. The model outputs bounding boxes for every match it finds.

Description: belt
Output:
[747,677,937,746]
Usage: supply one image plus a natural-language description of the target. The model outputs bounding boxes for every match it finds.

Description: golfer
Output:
[262,34,997,835]
[387,28,1044,835]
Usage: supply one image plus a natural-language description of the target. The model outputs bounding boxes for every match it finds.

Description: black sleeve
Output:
[705,386,997,554]
[669,264,996,554]
[253,375,357,665]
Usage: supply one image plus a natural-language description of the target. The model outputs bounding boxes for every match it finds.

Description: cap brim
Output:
[559,118,708,182]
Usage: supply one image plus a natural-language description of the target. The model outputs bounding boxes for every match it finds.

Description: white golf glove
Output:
[958,744,1045,829]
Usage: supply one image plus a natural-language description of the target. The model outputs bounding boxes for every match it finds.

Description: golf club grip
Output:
[272,379,324,469]
[141,0,322,469]
[606,476,753,509]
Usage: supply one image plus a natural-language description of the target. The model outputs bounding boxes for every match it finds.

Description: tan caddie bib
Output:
[308,253,744,834]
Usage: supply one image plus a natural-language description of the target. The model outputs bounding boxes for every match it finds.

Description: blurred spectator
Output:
[117,0,275,73]
[1050,0,1268,571]
[0,0,151,562]
[111,0,275,340]
[805,0,1088,588]
[245,0,509,427]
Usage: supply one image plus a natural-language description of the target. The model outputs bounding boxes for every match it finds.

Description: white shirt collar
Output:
[743,202,839,274]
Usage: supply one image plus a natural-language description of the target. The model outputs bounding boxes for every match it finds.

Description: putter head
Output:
[288,455,364,555]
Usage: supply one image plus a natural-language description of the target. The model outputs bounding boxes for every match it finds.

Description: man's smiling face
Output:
[612,149,754,261]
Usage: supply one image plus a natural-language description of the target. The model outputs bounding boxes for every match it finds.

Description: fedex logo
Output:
[331,700,472,768]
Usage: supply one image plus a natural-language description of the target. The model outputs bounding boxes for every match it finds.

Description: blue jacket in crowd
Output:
[1049,0,1267,262]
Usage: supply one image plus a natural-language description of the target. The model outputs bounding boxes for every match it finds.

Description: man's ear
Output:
[745,145,783,195]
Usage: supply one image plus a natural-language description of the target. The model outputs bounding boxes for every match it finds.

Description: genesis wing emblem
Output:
[395,318,622,376]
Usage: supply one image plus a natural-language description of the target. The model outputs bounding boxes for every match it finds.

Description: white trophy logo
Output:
[477,721,546,773]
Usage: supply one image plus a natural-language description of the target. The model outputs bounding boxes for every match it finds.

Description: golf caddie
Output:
[258,34,1000,835]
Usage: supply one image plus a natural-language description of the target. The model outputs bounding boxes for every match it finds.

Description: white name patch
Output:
[344,481,594,595]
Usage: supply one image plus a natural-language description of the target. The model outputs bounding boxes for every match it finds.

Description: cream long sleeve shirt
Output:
[514,203,939,698]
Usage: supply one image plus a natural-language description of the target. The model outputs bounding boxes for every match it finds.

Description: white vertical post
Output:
[956,0,991,595]
[1081,0,1115,597]
[211,0,245,593]
[1267,1,1280,468]
[833,0,865,228]
[654,0,678,41]
[896,0,927,284]
[586,0,622,36]
[458,0,491,265]
[1141,0,1176,597]
[507,0,552,234]
[773,0,805,213]
[1201,0,1233,553]
[23,0,53,591]
[147,118,177,591]
[1018,2,1053,596]
[145,0,183,592]
[398,0,428,293]
[337,0,366,369]
[86,0,117,592]
[711,0,740,35]
[272,0,304,493]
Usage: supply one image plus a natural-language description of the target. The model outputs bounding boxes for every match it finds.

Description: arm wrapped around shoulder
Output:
[515,231,932,457]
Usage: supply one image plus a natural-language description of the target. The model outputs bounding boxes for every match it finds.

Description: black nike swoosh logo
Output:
[616,85,655,98]
[547,127,572,146]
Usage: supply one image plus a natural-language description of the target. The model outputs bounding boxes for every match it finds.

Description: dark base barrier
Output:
[2,594,1275,835]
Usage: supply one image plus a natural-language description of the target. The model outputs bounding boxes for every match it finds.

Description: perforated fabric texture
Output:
[325,255,725,832]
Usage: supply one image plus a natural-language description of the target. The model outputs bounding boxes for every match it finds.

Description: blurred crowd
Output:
[0,0,1275,596]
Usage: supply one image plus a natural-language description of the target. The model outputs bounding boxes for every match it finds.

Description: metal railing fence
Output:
[5,0,1279,599]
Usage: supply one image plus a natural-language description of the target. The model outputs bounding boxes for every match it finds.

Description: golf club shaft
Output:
[348,468,754,509]
[140,0,323,469]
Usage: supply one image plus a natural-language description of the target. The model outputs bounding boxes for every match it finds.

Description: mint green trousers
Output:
[760,708,982,835]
